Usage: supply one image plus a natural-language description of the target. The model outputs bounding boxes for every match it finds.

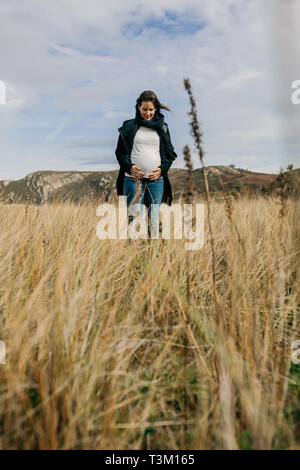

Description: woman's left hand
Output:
[148,168,162,181]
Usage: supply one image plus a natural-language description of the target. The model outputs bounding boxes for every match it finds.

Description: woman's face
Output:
[138,101,156,120]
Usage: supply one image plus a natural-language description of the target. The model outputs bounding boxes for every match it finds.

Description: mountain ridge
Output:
[0,166,296,205]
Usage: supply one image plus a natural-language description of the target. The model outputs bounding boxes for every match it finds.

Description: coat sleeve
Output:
[159,125,178,176]
[115,131,134,174]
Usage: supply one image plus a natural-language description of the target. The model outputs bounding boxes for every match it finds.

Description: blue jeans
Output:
[123,176,164,238]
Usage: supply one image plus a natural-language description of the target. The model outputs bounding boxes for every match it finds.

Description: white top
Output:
[125,126,161,178]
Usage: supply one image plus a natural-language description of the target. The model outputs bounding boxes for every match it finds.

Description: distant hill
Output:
[171,166,277,198]
[0,170,114,204]
[0,166,290,205]
[261,167,300,198]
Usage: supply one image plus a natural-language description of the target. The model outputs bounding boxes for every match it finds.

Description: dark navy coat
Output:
[115,118,177,206]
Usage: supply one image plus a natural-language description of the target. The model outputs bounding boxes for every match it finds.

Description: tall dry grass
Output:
[0,192,299,449]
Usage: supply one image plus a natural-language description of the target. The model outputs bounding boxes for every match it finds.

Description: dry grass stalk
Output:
[0,197,299,449]
[183,145,195,206]
[181,144,196,445]
[183,77,224,328]
[25,195,30,218]
[276,170,289,220]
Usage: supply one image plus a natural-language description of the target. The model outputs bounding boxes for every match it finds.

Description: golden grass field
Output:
[0,194,299,449]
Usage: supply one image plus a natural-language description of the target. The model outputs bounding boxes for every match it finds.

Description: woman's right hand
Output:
[130,165,145,179]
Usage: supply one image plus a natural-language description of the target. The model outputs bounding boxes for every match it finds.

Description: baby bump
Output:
[131,153,161,177]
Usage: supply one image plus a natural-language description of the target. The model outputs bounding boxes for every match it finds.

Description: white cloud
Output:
[45,117,70,141]
[220,71,263,89]
[0,0,299,180]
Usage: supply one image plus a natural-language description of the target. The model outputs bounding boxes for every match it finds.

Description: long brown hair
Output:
[135,90,171,114]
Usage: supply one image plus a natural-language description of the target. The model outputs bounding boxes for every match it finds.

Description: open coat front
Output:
[115,118,178,206]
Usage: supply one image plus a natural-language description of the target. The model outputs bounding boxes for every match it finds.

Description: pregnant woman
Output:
[115,90,177,238]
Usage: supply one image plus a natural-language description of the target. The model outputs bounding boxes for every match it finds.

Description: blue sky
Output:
[0,0,300,180]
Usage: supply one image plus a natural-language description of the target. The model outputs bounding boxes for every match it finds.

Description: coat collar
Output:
[118,119,137,138]
[119,119,168,138]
